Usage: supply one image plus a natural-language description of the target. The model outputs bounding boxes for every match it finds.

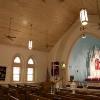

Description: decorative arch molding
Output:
[62,33,100,82]
[66,33,100,66]
[26,55,37,65]
[68,34,100,81]
[58,15,100,64]
[12,54,23,82]
[12,54,24,66]
[50,15,100,82]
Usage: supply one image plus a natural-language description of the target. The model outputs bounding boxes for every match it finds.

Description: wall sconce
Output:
[61,63,66,69]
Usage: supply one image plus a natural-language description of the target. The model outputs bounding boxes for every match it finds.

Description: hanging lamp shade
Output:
[80,8,88,26]
[28,40,32,50]
[28,24,33,50]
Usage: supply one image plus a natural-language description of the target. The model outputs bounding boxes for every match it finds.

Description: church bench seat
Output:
[56,91,100,100]
[29,94,51,100]
[9,95,19,100]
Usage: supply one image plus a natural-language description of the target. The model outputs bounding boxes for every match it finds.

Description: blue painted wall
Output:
[68,35,100,82]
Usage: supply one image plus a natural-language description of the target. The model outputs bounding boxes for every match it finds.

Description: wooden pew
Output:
[45,93,83,100]
[56,90,100,100]
[29,94,51,100]
[9,95,19,100]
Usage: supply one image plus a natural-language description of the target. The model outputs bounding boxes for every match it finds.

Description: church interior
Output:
[0,0,100,100]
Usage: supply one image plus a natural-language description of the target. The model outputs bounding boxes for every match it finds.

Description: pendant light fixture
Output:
[28,24,33,50]
[80,0,88,26]
[81,33,86,39]
[79,0,88,39]
[80,25,86,39]
[28,40,32,50]
[80,8,88,26]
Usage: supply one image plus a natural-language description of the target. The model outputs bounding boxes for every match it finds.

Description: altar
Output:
[85,78,100,88]
[86,46,100,82]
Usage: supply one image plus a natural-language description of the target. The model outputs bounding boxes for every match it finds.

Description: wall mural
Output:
[68,35,100,82]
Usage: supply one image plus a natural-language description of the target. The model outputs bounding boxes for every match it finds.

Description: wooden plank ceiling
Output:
[0,0,98,51]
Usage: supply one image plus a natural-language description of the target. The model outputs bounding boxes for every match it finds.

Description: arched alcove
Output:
[68,34,100,82]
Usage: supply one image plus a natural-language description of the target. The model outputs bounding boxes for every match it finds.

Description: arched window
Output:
[14,57,21,63]
[27,57,34,82]
[13,56,21,81]
[28,58,34,64]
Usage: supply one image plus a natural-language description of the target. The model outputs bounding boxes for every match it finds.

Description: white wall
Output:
[0,44,48,84]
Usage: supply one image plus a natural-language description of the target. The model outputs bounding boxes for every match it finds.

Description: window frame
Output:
[13,66,21,82]
[27,67,34,82]
[26,57,35,82]
[12,56,21,82]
